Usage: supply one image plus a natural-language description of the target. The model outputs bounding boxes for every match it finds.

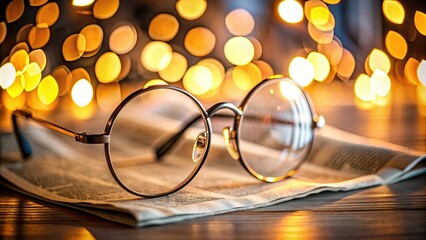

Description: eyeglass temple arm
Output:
[12,110,109,159]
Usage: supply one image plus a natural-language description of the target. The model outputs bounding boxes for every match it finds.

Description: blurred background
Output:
[0,0,425,145]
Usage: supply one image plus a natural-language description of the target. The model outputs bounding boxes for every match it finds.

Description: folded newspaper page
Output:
[0,118,425,227]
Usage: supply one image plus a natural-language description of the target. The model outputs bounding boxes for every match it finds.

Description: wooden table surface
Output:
[1,81,425,239]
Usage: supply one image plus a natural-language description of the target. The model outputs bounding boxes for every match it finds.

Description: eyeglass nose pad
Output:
[222,127,240,160]
[192,131,208,163]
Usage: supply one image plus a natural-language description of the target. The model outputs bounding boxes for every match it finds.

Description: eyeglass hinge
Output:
[75,132,110,144]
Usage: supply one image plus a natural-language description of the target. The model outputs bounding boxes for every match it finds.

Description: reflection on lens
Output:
[107,87,209,196]
[238,78,314,180]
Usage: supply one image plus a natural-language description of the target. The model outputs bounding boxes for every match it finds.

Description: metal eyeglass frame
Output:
[12,75,325,198]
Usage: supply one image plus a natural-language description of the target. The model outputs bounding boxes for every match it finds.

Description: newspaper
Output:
[0,118,425,227]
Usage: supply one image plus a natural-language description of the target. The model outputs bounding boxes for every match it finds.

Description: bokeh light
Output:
[52,65,71,96]
[289,57,314,87]
[370,69,391,97]
[225,9,255,35]
[144,79,168,88]
[175,0,207,20]
[354,74,374,101]
[141,41,173,72]
[183,65,213,95]
[6,74,25,98]
[278,0,304,24]
[38,75,59,105]
[382,0,405,24]
[62,34,86,61]
[224,36,254,66]
[0,63,16,89]
[36,2,59,28]
[6,0,25,23]
[368,48,391,74]
[158,52,188,82]
[404,57,420,85]
[149,13,179,41]
[184,27,216,57]
[308,22,334,44]
[10,49,29,73]
[28,26,50,49]
[0,22,6,45]
[232,63,262,91]
[317,37,343,65]
[72,0,95,7]
[71,79,93,107]
[23,62,41,91]
[336,49,355,81]
[418,60,426,86]
[279,80,302,101]
[95,52,121,83]
[385,31,407,60]
[414,11,426,36]
[307,52,330,82]
[197,59,224,89]
[80,24,103,54]
[29,49,47,72]
[110,24,137,54]
[93,0,120,19]
[96,83,121,111]
[253,60,274,80]
[2,90,26,111]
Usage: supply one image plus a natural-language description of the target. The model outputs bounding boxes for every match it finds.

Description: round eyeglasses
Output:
[12,76,324,197]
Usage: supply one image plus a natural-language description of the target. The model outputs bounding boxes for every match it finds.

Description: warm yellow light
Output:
[279,80,302,101]
[310,6,329,26]
[184,27,216,57]
[418,60,426,86]
[80,24,103,53]
[159,52,188,82]
[414,11,426,36]
[6,0,25,23]
[0,63,16,89]
[370,69,391,97]
[232,63,262,90]
[336,49,355,81]
[148,13,179,41]
[183,65,213,95]
[0,21,6,45]
[175,0,207,20]
[417,85,426,104]
[144,79,168,89]
[110,24,137,54]
[30,0,48,7]
[38,75,58,105]
[28,26,50,49]
[141,41,173,72]
[23,62,41,91]
[2,90,26,111]
[307,52,330,82]
[16,24,32,44]
[52,65,71,96]
[385,31,407,60]
[368,49,391,74]
[382,0,405,24]
[323,0,340,4]
[197,59,224,89]
[278,0,304,24]
[224,36,254,66]
[10,49,29,73]
[225,8,255,35]
[289,57,314,87]
[71,79,93,107]
[29,49,47,71]
[117,54,131,81]
[95,52,121,83]
[62,34,86,61]
[72,0,95,7]
[93,0,119,19]
[317,37,343,65]
[36,2,59,28]
[354,74,374,101]
[307,22,334,44]
[404,58,420,85]
[96,83,121,112]
[6,74,25,98]
[253,61,274,80]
